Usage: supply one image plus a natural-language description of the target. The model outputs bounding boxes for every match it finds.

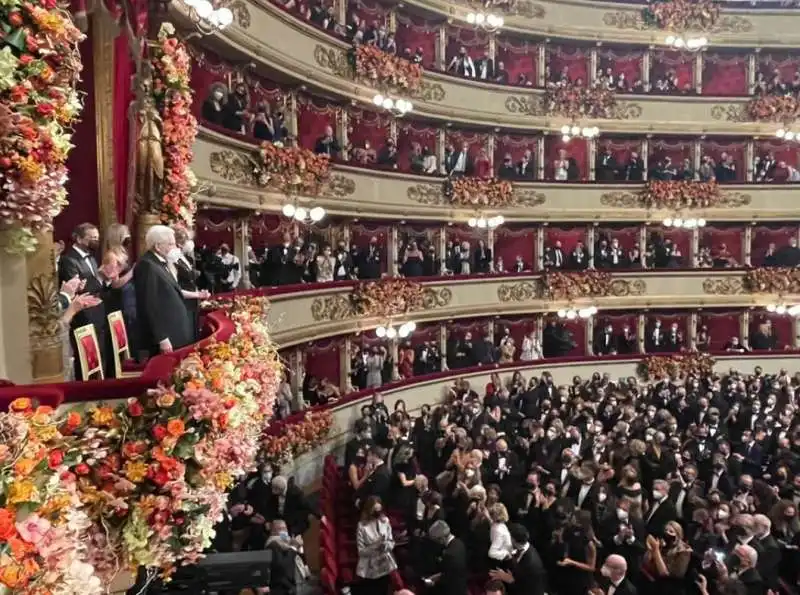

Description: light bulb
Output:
[294,206,307,221]
[566,309,577,320]
[674,37,685,48]
[698,37,708,46]
[309,206,325,222]
[776,305,787,315]
[373,94,384,106]
[399,326,410,338]
[589,306,598,315]
[571,126,580,136]
[663,218,673,227]
[697,218,707,227]
[497,17,504,27]
[557,310,566,318]
[592,127,599,136]
[560,125,570,134]
[767,304,777,312]
[673,218,684,228]
[386,327,398,339]
[376,326,387,338]
[475,13,485,23]
[581,127,591,137]
[562,135,571,143]
[467,12,476,23]
[468,218,477,227]
[787,132,796,141]
[686,38,698,50]
[477,218,487,228]
[789,305,800,316]
[195,0,214,19]
[685,218,697,228]
[406,321,416,332]
[216,7,233,26]
[382,98,393,110]
[404,101,413,113]
[282,203,296,218]
[665,35,676,44]
[495,215,504,225]
[486,14,497,26]
[207,10,220,25]
[395,99,406,112]
[578,308,590,318]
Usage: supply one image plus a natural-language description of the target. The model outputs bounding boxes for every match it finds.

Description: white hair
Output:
[737,544,758,567]
[145,225,175,251]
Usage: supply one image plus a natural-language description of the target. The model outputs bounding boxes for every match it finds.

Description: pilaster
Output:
[744,226,753,266]
[536,136,545,180]
[694,52,703,94]
[745,139,754,182]
[637,313,646,353]
[537,43,547,87]
[689,311,698,350]
[587,225,596,269]
[435,25,446,71]
[233,217,249,289]
[389,225,399,275]
[641,138,649,181]
[741,310,750,348]
[642,48,651,92]
[340,336,351,393]
[588,137,597,181]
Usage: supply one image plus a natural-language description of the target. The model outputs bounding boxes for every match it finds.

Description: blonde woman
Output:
[488,503,513,563]
[104,223,137,355]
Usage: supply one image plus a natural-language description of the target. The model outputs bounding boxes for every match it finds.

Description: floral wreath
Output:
[350,278,426,318]
[0,0,84,253]
[639,352,715,379]
[639,180,723,209]
[444,177,515,208]
[744,267,800,294]
[353,44,422,93]
[745,95,800,123]
[253,141,331,196]
[543,83,617,120]
[641,0,720,31]
[151,22,198,227]
[260,411,334,467]
[542,270,614,300]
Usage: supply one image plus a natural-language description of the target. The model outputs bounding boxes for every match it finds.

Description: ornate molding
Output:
[324,174,357,198]
[710,104,749,122]
[310,286,452,322]
[451,0,545,18]
[407,182,545,208]
[702,277,745,295]
[609,279,648,297]
[506,94,641,120]
[313,45,350,78]
[228,0,252,28]
[609,102,643,120]
[408,81,447,102]
[603,10,751,33]
[497,280,543,302]
[496,277,645,302]
[600,189,752,209]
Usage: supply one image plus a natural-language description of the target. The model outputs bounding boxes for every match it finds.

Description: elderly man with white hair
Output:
[134,225,193,356]
[753,514,781,591]
[599,554,636,595]
[730,543,765,594]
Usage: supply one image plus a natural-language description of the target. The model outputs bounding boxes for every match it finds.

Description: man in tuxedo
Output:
[447,46,476,78]
[489,524,546,595]
[624,151,644,181]
[475,49,494,80]
[544,241,565,269]
[735,431,764,477]
[777,237,800,267]
[517,149,536,180]
[599,554,637,595]
[260,475,318,539]
[595,323,617,356]
[446,142,471,177]
[668,463,701,523]
[755,152,777,182]
[596,146,617,182]
[753,514,781,592]
[645,480,677,537]
[314,125,340,157]
[427,521,469,595]
[569,241,589,270]
[646,319,665,352]
[497,153,517,180]
[264,232,297,285]
[134,225,193,357]
[666,322,683,352]
[358,237,382,279]
[355,446,391,506]
[568,466,600,511]
[608,238,625,268]
[58,223,115,377]
[600,500,646,578]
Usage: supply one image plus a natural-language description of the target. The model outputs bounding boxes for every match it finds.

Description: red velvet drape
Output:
[497,35,537,86]
[494,225,536,269]
[196,209,235,248]
[495,317,534,353]
[348,0,389,29]
[348,107,392,154]
[703,52,748,96]
[545,226,586,253]
[755,140,799,168]
[249,215,292,250]
[598,47,643,90]
[495,133,538,165]
[601,137,642,172]
[448,224,484,247]
[698,311,741,351]
[701,139,746,182]
[397,121,438,173]
[649,137,692,167]
[297,96,338,151]
[449,318,492,341]
[448,129,490,170]
[446,25,489,65]
[548,45,589,85]
[752,225,798,264]
[409,322,440,347]
[395,13,438,69]
[658,227,691,266]
[305,339,342,386]
[559,319,586,356]
[700,225,746,265]
[546,136,588,180]
[651,51,694,92]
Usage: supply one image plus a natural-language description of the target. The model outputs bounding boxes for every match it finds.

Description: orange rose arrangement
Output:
[354,44,422,93]
[255,141,331,195]
[261,411,334,467]
[350,278,426,318]
[744,267,800,294]
[639,352,715,379]
[639,180,722,209]
[446,177,515,208]
[543,83,617,119]
[746,95,800,123]
[642,0,719,31]
[542,271,613,300]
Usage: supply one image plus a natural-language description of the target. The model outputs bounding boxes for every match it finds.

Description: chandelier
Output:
[776,128,800,142]
[372,94,413,116]
[766,304,800,316]
[281,203,325,223]
[557,305,598,320]
[466,12,504,31]
[665,35,708,51]
[662,217,706,229]
[376,321,416,339]
[468,215,504,229]
[560,125,599,143]
[182,0,234,34]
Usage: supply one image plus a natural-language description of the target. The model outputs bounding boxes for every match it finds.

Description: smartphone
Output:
[712,548,726,563]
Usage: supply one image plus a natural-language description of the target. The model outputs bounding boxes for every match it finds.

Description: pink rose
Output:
[16,514,52,544]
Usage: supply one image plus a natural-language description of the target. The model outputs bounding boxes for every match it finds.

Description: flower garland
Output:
[744,267,800,294]
[151,22,198,228]
[642,0,720,31]
[543,83,616,119]
[445,177,515,208]
[0,400,103,594]
[746,95,800,123]
[542,270,613,300]
[639,180,723,209]
[254,141,331,196]
[0,0,84,253]
[350,278,426,318]
[261,411,334,467]
[353,44,422,93]
[639,352,715,380]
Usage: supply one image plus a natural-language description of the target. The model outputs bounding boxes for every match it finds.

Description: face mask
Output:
[87,239,100,252]
[601,565,612,578]
[717,509,730,520]
[652,490,664,501]
[279,531,290,541]
[213,91,224,101]
[373,508,383,518]
[465,469,476,478]
[166,247,182,264]
[616,508,628,521]
[182,240,195,256]
[261,471,272,483]
[664,534,677,546]
[598,492,607,503]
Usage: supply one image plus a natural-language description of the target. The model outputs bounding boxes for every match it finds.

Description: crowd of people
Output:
[342,364,800,595]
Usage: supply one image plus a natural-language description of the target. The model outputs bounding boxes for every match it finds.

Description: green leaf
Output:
[3,28,26,52]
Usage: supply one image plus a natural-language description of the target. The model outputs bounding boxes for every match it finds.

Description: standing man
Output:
[598,554,637,595]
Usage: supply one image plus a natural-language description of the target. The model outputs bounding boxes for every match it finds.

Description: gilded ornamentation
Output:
[409,81,447,102]
[743,267,800,294]
[323,175,356,198]
[209,150,257,186]
[310,294,352,322]
[610,279,647,297]
[604,9,750,33]
[27,274,62,348]
[600,187,751,209]
[714,15,753,34]
[406,183,443,205]
[452,0,545,18]
[609,102,643,120]
[710,104,749,122]
[313,45,350,78]
[505,95,544,116]
[408,182,545,208]
[514,189,547,207]
[702,277,745,295]
[496,277,645,301]
[227,0,251,28]
[497,281,543,302]
[599,191,643,209]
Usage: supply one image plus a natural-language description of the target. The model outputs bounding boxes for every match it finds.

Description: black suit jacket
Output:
[438,537,469,595]
[510,545,547,595]
[134,251,193,356]
[754,533,781,590]
[602,576,637,595]
[58,246,107,329]
[645,498,677,537]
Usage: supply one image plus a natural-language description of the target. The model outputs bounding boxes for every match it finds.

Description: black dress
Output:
[202,99,225,126]
[175,256,199,343]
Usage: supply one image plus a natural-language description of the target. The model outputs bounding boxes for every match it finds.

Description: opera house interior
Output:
[9,0,800,593]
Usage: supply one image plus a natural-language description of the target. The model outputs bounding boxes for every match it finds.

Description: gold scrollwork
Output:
[609,102,643,120]
[310,287,451,322]
[702,278,745,295]
[27,274,62,347]
[600,189,752,209]
[323,175,356,198]
[505,95,545,116]
[514,189,547,207]
[407,183,446,205]
[408,82,447,102]
[715,15,753,34]
[497,281,544,302]
[422,287,453,309]
[209,150,258,186]
[603,11,647,30]
[710,104,749,122]
[313,45,351,78]
[226,0,251,28]
[610,279,647,297]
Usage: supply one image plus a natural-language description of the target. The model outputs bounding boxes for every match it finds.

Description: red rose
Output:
[47,450,64,469]
[0,157,11,169]
[152,424,168,441]
[25,35,37,53]
[18,54,32,66]
[127,399,144,417]
[149,467,169,487]
[42,0,56,8]
[8,12,22,27]
[35,103,54,116]
[75,463,90,476]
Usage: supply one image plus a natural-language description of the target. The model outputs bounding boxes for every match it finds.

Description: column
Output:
[439,323,448,370]
[389,224,399,275]
[587,225,596,269]
[642,48,651,92]
[586,316,595,356]
[291,347,303,397]
[288,90,299,144]
[340,336,351,393]
[692,139,701,172]
[487,321,495,345]
[435,25,446,72]
[334,0,346,26]
[340,221,351,250]
[233,217,249,289]
[389,119,398,144]
[537,43,547,87]
[637,313,646,354]
[390,338,399,381]
[744,226,753,266]
[92,10,117,239]
[437,128,446,173]
[588,137,597,181]
[747,51,757,95]
[589,47,598,85]
[690,227,700,269]
[745,139,755,182]
[487,227,496,270]
[535,226,545,270]
[488,132,496,171]
[741,310,750,348]
[439,225,447,274]
[536,136,546,180]
[489,35,497,63]
[535,315,544,346]
[641,138,650,181]
[338,108,349,161]
[794,316,800,349]
[639,224,648,269]
[387,7,397,32]
[689,311,698,350]
[694,52,703,94]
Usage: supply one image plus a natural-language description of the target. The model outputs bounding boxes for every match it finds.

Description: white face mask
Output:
[601,565,612,578]
[652,490,664,501]
[598,492,607,503]
[182,240,195,256]
[616,508,628,521]
[166,247,182,264]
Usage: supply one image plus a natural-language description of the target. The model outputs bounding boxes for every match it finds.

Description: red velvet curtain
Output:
[698,311,741,351]
[546,136,588,180]
[703,51,748,96]
[196,209,235,248]
[545,226,587,253]
[305,339,342,386]
[597,225,640,252]
[752,225,797,264]
[755,140,799,169]
[297,95,338,151]
[659,227,691,265]
[397,120,438,173]
[348,106,392,154]
[448,224,484,246]
[495,133,538,165]
[113,34,133,224]
[651,51,694,92]
[495,317,534,352]
[447,129,490,165]
[758,52,799,83]
[701,139,746,182]
[548,45,589,85]
[395,13,439,69]
[650,137,692,168]
[699,225,746,265]
[750,313,792,350]
[494,224,536,269]
[446,25,489,64]
[249,214,292,249]
[597,47,643,91]
[348,0,389,29]
[409,322,440,347]
[189,50,229,120]
[449,318,492,341]
[601,137,643,169]
[496,35,537,86]
[558,319,586,356]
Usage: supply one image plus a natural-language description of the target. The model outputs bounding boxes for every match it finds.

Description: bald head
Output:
[602,554,627,582]
[753,514,771,538]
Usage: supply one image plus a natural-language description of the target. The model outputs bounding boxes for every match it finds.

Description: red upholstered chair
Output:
[107,311,142,378]
[73,324,103,380]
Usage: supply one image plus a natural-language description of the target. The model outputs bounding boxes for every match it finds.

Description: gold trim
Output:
[710,104,749,122]
[406,182,546,207]
[228,0,252,28]
[702,277,745,295]
[92,10,118,235]
[599,189,752,209]
[310,286,452,322]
